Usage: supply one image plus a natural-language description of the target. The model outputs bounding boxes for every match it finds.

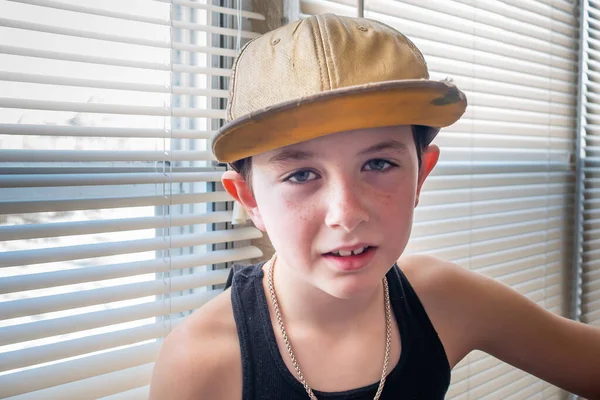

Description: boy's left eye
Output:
[364,159,395,171]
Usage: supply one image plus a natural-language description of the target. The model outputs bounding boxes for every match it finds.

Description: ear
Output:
[415,144,440,207]
[222,170,266,231]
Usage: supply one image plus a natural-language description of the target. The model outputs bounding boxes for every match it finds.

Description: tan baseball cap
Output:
[212,13,467,163]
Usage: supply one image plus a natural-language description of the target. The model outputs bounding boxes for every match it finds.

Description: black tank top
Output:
[225,262,450,399]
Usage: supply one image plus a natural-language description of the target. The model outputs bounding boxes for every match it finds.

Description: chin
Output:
[318,272,384,300]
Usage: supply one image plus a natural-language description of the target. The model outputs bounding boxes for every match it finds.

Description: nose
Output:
[324,178,370,232]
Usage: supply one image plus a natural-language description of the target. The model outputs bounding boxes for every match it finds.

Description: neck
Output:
[267,254,385,334]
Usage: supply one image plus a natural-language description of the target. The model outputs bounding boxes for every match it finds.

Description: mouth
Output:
[326,245,374,257]
[322,245,377,272]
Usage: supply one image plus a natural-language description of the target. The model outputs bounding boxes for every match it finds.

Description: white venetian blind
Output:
[581,0,600,328]
[300,0,578,399]
[0,0,264,398]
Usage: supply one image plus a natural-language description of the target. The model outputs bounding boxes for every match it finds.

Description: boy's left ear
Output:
[415,144,440,207]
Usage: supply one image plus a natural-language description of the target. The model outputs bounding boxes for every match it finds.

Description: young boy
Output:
[149,13,600,399]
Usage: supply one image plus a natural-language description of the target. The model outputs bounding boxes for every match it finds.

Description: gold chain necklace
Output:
[266,255,392,400]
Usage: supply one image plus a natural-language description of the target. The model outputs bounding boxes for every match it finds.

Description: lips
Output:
[322,245,377,271]
[329,245,371,257]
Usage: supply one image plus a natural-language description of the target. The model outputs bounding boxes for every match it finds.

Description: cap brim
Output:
[213,79,467,163]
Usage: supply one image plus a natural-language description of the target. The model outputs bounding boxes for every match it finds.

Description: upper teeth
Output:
[333,246,368,257]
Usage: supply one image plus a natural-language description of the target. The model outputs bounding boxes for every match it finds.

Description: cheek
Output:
[369,172,418,207]
[278,184,321,218]
[255,187,319,247]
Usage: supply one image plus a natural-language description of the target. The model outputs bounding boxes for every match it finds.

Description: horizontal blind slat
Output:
[0,211,233,241]
[415,194,572,221]
[0,71,229,97]
[8,0,261,38]
[2,266,238,320]
[0,149,216,163]
[434,135,573,151]
[419,183,572,206]
[464,92,573,116]
[476,252,561,279]
[0,226,262,268]
[0,18,238,57]
[8,364,154,400]
[497,0,576,25]
[0,318,183,373]
[436,74,574,104]
[409,225,564,256]
[0,246,261,294]
[0,343,160,398]
[413,206,565,236]
[154,0,265,20]
[420,38,575,81]
[0,191,233,214]
[0,98,228,119]
[432,162,571,176]
[413,214,566,241]
[426,239,561,267]
[412,0,576,37]
[0,171,224,188]
[468,241,563,270]
[0,289,221,346]
[428,56,574,94]
[424,172,572,191]
[0,123,216,139]
[444,118,574,137]
[460,106,574,126]
[0,44,231,76]
[363,0,576,59]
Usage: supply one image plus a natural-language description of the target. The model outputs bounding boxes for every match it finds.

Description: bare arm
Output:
[442,263,600,399]
[149,290,242,400]
[469,271,600,399]
[402,255,600,399]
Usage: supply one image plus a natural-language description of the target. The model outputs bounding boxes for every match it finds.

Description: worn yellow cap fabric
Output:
[212,13,467,163]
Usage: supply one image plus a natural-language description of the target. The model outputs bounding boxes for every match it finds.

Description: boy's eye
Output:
[286,170,318,184]
[364,159,395,171]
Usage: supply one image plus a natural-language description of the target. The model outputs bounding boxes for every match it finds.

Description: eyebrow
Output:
[268,149,316,164]
[357,140,410,156]
[267,139,409,165]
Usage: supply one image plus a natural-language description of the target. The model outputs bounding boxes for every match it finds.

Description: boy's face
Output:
[224,125,439,298]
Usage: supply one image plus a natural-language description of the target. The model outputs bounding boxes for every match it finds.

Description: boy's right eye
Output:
[285,170,318,184]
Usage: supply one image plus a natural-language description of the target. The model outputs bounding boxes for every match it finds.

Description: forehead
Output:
[254,125,415,165]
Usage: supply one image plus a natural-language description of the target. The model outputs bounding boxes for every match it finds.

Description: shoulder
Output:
[149,288,242,400]
[397,253,529,348]
[397,254,476,303]
[397,253,565,347]
[396,255,479,361]
[398,253,499,310]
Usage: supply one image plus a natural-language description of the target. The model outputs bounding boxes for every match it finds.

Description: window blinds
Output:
[581,0,600,328]
[299,0,578,399]
[0,0,264,398]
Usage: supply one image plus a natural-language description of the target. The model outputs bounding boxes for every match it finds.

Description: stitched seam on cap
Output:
[308,17,326,91]
[322,17,339,89]
[227,38,257,121]
[315,15,332,90]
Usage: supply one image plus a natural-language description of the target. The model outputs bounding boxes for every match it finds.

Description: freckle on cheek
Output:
[284,200,309,222]
[378,192,394,206]
[284,201,300,216]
